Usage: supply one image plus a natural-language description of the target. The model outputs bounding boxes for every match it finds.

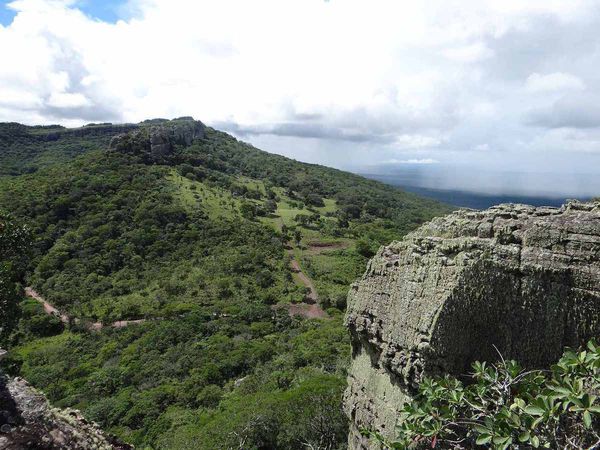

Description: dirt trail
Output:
[25,239,337,324]
[305,241,350,254]
[25,288,70,324]
[24,287,147,331]
[282,248,329,319]
[288,252,319,303]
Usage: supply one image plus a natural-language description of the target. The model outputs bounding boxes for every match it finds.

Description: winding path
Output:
[281,245,330,319]
[24,287,146,331]
[304,240,350,254]
[25,240,340,324]
[288,251,319,303]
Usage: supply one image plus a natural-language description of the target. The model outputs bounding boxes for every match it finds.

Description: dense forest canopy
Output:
[0,118,450,448]
[0,212,31,344]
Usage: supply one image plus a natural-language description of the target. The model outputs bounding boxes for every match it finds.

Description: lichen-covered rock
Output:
[344,201,600,449]
[0,374,132,449]
[109,117,205,160]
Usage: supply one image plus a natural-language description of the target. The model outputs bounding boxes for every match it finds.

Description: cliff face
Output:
[344,201,600,449]
[0,374,132,449]
[109,118,205,160]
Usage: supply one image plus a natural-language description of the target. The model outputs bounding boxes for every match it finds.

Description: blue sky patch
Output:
[76,0,128,23]
[0,0,130,26]
[0,1,17,26]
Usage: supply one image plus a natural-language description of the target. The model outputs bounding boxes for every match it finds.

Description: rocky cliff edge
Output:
[344,200,600,449]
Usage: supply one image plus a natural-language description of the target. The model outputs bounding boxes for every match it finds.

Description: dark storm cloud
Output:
[40,103,122,122]
[526,94,600,129]
[217,98,458,144]
[479,6,600,83]
[216,120,396,143]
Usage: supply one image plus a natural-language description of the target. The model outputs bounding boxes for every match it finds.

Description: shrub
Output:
[356,238,377,257]
[304,193,325,207]
[365,340,600,449]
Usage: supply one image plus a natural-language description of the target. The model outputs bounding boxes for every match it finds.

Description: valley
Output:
[0,118,450,449]
[2,3,599,447]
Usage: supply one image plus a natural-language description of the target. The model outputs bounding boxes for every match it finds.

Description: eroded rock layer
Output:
[344,201,600,449]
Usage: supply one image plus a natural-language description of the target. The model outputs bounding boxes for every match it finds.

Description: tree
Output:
[304,193,325,207]
[356,238,377,258]
[240,202,256,220]
[294,229,302,247]
[0,211,31,343]
[365,340,600,450]
[294,214,310,227]
[342,204,361,219]
[277,374,348,449]
[264,199,277,214]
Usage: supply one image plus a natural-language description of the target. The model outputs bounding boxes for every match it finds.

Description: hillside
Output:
[0,118,450,448]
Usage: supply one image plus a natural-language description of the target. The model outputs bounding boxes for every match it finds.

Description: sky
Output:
[1,0,600,197]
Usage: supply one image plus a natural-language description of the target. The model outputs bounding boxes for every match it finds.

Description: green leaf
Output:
[473,424,490,434]
[549,385,571,395]
[531,435,540,448]
[583,410,592,428]
[524,405,544,416]
[476,434,492,445]
[493,435,511,445]
[518,431,530,442]
[510,413,521,426]
[514,398,526,409]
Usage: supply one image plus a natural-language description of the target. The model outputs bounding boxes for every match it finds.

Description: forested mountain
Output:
[0,118,450,449]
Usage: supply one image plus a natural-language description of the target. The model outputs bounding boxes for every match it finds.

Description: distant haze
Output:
[362,165,597,209]
[363,165,599,198]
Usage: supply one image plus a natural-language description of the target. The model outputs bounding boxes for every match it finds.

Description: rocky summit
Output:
[344,200,600,449]
[109,117,205,160]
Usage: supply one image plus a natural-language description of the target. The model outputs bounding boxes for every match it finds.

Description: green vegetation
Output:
[0,122,137,176]
[0,118,451,448]
[366,341,600,449]
[0,212,31,344]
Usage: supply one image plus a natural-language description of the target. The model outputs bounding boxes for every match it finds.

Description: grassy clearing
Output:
[166,170,242,219]
[300,248,366,308]
[315,197,338,215]
[237,176,267,195]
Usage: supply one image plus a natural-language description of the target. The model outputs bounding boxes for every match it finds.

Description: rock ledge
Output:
[344,201,600,449]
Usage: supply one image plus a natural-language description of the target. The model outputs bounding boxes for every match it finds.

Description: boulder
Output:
[344,201,600,449]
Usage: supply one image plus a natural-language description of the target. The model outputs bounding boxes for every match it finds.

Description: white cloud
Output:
[0,0,600,177]
[394,134,443,149]
[525,72,585,93]
[442,43,494,63]
[474,143,491,152]
[386,158,440,165]
[47,92,91,108]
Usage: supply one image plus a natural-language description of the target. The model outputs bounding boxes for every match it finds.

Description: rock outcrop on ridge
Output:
[344,201,600,449]
[109,117,205,161]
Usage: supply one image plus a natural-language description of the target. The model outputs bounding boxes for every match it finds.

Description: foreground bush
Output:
[365,340,600,449]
